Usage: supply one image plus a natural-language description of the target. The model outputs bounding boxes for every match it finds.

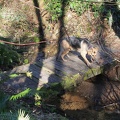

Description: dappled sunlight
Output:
[0,0,120,120]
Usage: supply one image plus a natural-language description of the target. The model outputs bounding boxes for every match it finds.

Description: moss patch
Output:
[61,74,80,91]
[83,67,103,80]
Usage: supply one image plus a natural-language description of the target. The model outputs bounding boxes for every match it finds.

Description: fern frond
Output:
[10,88,31,101]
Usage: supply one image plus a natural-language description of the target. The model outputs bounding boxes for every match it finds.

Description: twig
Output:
[0,39,56,46]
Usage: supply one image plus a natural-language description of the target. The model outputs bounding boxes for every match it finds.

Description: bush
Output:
[0,43,20,70]
[44,0,64,21]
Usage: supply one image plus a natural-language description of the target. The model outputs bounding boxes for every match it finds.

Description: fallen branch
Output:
[0,39,56,46]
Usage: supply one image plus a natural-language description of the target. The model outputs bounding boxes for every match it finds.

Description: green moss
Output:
[61,73,80,91]
[84,60,118,80]
[33,36,40,43]
[43,74,80,91]
[84,67,103,80]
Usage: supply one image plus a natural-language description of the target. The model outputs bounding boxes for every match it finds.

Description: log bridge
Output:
[0,50,118,93]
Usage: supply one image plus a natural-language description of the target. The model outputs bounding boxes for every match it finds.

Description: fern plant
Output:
[0,90,33,120]
[0,43,20,69]
[10,87,59,106]
[10,88,32,101]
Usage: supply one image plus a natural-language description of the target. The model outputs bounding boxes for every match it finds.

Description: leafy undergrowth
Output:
[1,66,120,120]
[1,75,120,120]
[0,86,68,120]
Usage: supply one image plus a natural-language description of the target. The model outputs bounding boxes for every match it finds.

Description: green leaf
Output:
[24,59,29,64]
[9,74,19,78]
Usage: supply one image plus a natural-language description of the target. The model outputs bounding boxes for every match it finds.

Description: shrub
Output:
[0,43,20,70]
